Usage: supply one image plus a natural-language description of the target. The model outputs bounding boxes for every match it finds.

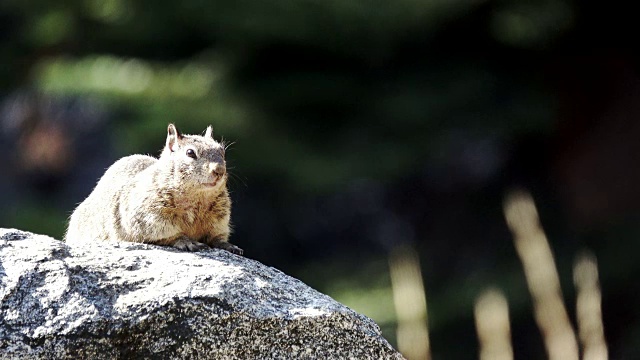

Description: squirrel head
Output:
[160,123,228,192]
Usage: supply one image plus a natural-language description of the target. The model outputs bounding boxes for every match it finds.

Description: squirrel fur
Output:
[64,123,242,255]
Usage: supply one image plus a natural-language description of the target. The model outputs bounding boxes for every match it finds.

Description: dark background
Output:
[1,1,639,358]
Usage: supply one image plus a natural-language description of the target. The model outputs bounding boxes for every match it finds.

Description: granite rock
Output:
[0,228,402,359]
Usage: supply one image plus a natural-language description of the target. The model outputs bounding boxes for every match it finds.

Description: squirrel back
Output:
[65,124,242,255]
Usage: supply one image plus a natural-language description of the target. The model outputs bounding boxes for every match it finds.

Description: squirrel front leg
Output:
[141,230,210,252]
[201,233,243,255]
[170,235,210,252]
[210,241,243,255]
[156,232,241,254]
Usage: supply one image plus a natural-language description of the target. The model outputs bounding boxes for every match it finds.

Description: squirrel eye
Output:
[186,149,197,159]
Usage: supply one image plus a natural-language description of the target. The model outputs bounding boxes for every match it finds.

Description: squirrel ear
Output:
[166,123,182,152]
[204,125,213,139]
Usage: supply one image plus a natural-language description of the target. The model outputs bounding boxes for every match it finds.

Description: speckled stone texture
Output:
[0,228,403,359]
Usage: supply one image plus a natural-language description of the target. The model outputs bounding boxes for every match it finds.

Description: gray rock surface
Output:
[0,228,403,359]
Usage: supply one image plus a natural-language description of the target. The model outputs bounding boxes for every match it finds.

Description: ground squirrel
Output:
[64,124,243,255]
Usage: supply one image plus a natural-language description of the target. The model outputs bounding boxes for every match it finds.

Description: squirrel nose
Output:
[209,162,226,176]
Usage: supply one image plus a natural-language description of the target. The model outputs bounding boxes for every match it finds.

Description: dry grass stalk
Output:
[574,251,608,360]
[389,244,431,360]
[503,189,579,360]
[474,288,514,360]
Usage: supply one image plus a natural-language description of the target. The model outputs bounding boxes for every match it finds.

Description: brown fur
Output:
[64,124,242,255]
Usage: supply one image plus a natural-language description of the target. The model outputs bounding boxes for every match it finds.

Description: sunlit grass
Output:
[504,189,579,360]
[574,251,608,360]
[389,244,430,360]
[475,288,513,360]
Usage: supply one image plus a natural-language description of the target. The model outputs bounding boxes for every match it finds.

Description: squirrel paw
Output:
[211,242,244,256]
[173,238,210,252]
